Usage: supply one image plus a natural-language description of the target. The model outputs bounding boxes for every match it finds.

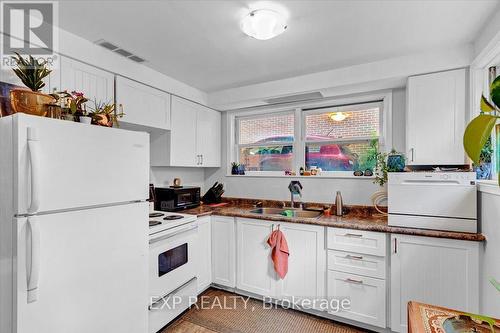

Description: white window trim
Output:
[226,90,393,177]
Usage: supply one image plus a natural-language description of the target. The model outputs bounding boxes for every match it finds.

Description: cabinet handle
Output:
[201,154,203,165]
[410,148,414,162]
[344,233,363,238]
[345,278,363,284]
[345,254,363,260]
[394,238,398,254]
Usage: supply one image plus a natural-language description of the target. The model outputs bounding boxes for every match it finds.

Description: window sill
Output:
[225,174,376,179]
[477,179,500,196]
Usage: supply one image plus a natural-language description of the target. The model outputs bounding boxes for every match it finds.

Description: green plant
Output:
[463,77,500,184]
[231,162,240,167]
[373,151,388,187]
[88,99,124,127]
[479,137,493,164]
[358,138,379,171]
[11,52,52,92]
[50,91,88,114]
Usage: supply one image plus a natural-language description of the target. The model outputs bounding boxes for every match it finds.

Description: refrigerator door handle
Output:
[27,216,41,303]
[28,128,41,214]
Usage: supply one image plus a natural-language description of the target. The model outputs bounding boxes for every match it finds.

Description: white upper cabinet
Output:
[406,69,466,165]
[152,95,221,167]
[196,103,221,167]
[116,76,171,130]
[60,56,114,104]
[390,234,479,332]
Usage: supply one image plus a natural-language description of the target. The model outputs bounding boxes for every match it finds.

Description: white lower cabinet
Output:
[327,270,386,328]
[236,218,325,307]
[211,216,236,288]
[278,222,325,308]
[196,216,212,293]
[327,227,388,328]
[390,234,480,333]
[236,218,278,297]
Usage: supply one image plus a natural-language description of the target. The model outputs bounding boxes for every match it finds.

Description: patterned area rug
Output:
[168,289,369,333]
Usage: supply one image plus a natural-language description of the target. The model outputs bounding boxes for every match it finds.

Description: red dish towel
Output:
[267,228,289,279]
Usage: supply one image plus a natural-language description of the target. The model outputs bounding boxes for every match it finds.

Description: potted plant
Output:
[88,100,124,127]
[387,149,406,172]
[474,137,493,180]
[231,162,240,175]
[49,90,89,122]
[464,76,500,185]
[10,52,55,116]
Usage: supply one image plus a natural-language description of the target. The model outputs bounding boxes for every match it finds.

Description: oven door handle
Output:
[149,225,198,244]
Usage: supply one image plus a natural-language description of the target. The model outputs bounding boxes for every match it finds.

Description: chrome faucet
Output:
[288,181,303,208]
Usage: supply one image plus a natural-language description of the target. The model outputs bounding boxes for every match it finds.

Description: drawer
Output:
[327,227,387,256]
[328,250,386,279]
[327,271,386,328]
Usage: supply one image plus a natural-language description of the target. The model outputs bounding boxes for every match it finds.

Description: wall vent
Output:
[264,91,323,104]
[94,39,147,64]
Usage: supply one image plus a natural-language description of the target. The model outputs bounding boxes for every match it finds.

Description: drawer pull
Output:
[345,278,364,284]
[344,233,363,238]
[345,254,363,260]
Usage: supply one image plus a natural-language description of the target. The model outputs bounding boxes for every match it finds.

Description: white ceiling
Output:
[59,0,499,92]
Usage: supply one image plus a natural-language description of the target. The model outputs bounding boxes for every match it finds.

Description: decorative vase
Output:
[231,165,239,175]
[387,153,405,172]
[63,114,75,121]
[10,88,55,117]
[79,116,92,124]
[475,162,492,180]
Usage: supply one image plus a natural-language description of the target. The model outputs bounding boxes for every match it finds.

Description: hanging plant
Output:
[463,77,500,185]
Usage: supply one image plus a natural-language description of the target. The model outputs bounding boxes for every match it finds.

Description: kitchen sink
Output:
[248,207,322,219]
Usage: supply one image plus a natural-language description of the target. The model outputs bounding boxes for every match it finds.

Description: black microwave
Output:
[154,186,200,211]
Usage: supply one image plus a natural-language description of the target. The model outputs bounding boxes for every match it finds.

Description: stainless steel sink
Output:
[248,207,322,219]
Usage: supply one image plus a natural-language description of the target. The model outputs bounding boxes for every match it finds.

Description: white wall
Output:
[207,46,472,110]
[478,190,500,318]
[150,167,206,191]
[204,89,406,205]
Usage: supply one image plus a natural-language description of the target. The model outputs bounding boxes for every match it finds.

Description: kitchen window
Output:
[303,102,382,172]
[236,112,295,172]
[232,93,390,177]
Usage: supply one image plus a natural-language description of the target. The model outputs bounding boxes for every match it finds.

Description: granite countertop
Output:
[183,198,485,242]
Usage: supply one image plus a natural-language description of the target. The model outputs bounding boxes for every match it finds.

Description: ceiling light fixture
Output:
[241,9,287,40]
[330,112,348,122]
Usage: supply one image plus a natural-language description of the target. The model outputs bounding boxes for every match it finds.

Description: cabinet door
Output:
[60,56,114,103]
[406,69,466,165]
[196,106,221,167]
[196,217,212,293]
[390,234,479,332]
[327,271,386,328]
[278,222,325,307]
[116,76,171,130]
[236,218,277,297]
[170,96,198,167]
[211,216,236,288]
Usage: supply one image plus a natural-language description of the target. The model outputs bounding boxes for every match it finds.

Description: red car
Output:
[242,135,357,171]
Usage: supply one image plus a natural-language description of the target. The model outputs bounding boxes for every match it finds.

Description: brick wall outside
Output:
[305,108,379,139]
[239,113,294,144]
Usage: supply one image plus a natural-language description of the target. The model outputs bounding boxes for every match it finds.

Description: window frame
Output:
[228,91,393,178]
[235,110,296,174]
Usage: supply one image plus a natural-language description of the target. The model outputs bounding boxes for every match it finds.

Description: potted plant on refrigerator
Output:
[10,52,55,116]
[88,99,124,127]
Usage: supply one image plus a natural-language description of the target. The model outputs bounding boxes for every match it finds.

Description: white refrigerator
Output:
[0,114,150,333]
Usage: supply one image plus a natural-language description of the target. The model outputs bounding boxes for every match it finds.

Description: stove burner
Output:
[149,220,162,227]
[163,215,184,220]
[149,212,164,218]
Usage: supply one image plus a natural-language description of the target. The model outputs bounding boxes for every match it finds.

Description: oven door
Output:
[149,222,198,301]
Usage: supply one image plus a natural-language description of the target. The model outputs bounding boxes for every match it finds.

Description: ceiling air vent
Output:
[94,39,147,64]
[264,91,323,104]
